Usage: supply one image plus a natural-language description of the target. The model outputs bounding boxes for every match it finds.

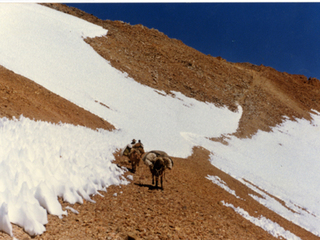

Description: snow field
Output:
[202,111,320,236]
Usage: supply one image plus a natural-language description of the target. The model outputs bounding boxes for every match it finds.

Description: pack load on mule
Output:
[121,139,145,173]
[121,139,145,156]
[142,150,173,189]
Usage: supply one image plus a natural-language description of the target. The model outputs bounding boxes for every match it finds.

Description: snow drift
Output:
[0,116,129,235]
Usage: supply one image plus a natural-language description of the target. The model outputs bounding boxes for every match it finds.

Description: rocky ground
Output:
[0,3,320,239]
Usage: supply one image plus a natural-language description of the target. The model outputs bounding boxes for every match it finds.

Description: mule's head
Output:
[153,157,165,176]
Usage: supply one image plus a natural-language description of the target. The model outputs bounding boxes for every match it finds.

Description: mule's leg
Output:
[152,173,155,185]
[160,175,163,190]
[131,161,136,173]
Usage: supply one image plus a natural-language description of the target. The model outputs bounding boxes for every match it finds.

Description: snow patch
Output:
[206,175,240,199]
[222,201,301,240]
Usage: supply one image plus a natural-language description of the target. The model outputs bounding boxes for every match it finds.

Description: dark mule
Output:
[129,148,142,173]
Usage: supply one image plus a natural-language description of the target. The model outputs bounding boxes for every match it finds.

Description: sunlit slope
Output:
[0,3,242,157]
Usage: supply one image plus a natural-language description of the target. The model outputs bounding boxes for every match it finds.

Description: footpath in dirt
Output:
[1,147,317,240]
[0,148,276,240]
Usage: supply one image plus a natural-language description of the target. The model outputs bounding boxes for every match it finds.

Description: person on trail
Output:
[121,139,136,157]
[132,139,145,155]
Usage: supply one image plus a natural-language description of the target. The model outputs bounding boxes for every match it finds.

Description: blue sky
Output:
[66,3,320,80]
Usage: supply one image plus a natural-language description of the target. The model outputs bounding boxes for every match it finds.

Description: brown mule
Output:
[129,148,142,173]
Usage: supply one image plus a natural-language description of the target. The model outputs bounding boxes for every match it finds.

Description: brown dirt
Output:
[0,3,319,239]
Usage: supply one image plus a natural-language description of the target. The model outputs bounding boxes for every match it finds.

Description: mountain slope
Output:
[87,21,320,139]
[42,3,320,139]
[0,3,319,240]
